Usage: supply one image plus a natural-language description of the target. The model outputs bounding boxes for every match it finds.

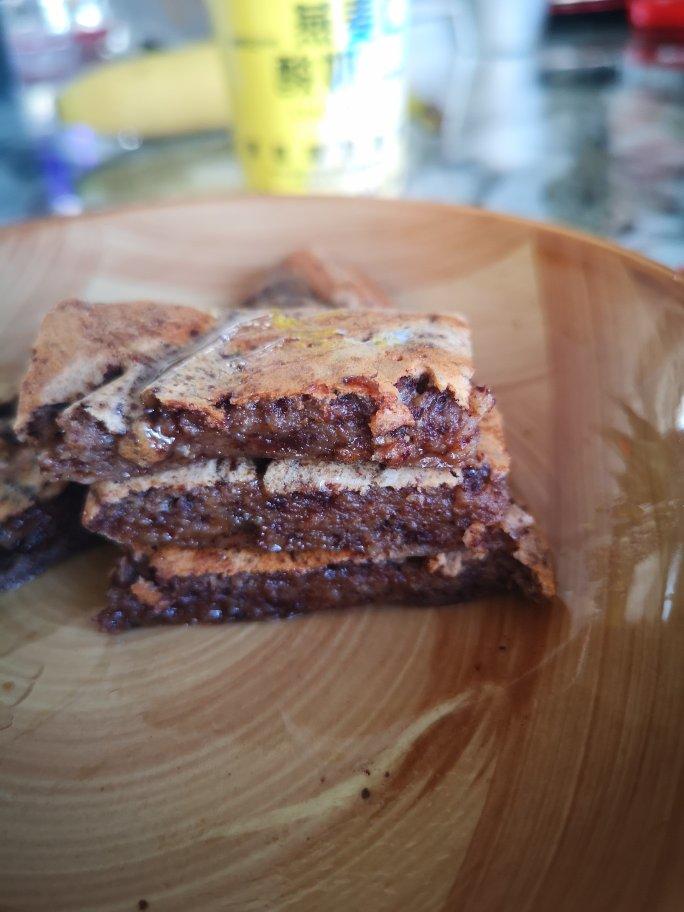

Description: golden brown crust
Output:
[144,308,477,438]
[84,459,257,510]
[240,250,392,312]
[472,407,509,480]
[15,299,215,439]
[147,545,364,578]
[500,502,556,599]
[280,250,392,309]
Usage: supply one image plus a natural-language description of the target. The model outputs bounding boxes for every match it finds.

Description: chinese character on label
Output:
[347,0,373,40]
[295,3,331,44]
[277,56,313,94]
[323,51,356,89]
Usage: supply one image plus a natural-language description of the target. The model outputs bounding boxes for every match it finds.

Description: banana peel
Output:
[57,41,231,138]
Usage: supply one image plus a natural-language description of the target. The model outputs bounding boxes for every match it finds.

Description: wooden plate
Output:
[1,197,682,912]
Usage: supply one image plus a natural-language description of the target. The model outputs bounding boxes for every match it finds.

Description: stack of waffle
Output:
[13,252,554,630]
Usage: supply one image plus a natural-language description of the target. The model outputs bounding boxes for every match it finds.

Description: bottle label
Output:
[209,0,408,193]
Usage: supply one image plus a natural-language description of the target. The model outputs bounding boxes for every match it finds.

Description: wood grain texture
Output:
[0,197,682,912]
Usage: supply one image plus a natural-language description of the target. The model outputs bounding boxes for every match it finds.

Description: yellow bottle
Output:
[207,0,409,195]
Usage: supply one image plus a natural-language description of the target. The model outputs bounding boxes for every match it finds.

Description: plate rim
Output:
[1,193,681,291]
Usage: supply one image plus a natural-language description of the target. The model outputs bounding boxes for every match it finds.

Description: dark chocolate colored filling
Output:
[41,378,488,482]
[238,279,321,311]
[141,378,480,466]
[25,403,66,445]
[99,542,542,632]
[0,484,96,592]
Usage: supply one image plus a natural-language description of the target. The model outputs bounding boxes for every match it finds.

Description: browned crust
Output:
[41,307,492,477]
[15,270,489,478]
[105,307,493,470]
[240,249,393,311]
[16,251,387,447]
[15,299,215,441]
[143,308,477,431]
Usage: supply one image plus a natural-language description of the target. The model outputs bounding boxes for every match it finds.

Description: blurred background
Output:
[0,0,682,266]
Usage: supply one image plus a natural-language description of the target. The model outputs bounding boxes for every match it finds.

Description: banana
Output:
[57,41,231,137]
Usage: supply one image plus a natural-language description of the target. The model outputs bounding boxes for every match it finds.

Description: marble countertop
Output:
[1,13,682,267]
